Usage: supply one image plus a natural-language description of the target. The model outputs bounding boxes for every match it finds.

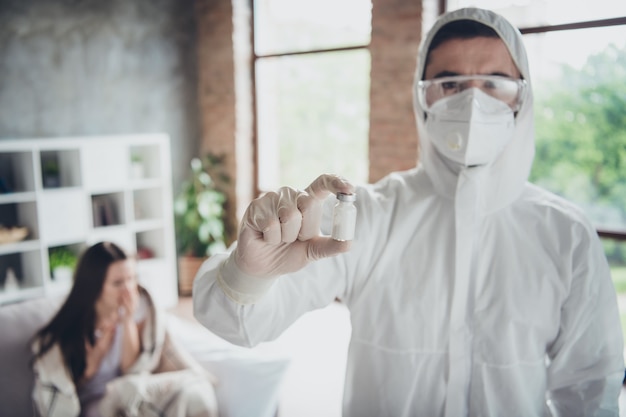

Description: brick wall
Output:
[196,0,241,244]
[196,0,236,161]
[369,0,422,182]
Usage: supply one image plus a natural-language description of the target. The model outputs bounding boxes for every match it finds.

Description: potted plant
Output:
[130,153,145,179]
[49,246,78,286]
[42,159,60,188]
[174,153,229,295]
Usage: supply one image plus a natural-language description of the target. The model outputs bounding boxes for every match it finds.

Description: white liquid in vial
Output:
[331,193,356,241]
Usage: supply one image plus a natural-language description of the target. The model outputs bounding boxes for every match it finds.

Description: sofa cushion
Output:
[165,315,290,417]
[0,296,63,417]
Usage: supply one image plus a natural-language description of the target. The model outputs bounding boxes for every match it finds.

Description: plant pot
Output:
[43,175,60,188]
[131,162,144,179]
[178,256,207,296]
[52,266,73,286]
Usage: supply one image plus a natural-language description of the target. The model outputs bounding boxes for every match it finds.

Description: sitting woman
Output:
[31,241,218,417]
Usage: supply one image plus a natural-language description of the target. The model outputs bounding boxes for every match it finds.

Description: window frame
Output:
[250,0,371,196]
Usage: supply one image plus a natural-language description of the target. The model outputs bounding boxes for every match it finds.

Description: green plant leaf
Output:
[174,152,229,257]
[49,246,78,274]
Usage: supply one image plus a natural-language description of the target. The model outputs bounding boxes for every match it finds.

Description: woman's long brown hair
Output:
[33,242,129,383]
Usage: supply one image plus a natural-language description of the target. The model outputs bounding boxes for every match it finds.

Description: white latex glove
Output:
[218,174,355,304]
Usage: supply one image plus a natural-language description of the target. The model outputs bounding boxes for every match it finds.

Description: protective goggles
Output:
[416,75,527,112]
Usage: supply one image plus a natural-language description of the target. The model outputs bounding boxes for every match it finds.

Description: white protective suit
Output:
[193,7,624,417]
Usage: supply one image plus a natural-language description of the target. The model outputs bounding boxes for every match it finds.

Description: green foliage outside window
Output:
[530,42,626,267]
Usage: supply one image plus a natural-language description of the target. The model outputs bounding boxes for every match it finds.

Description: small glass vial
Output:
[331,192,357,241]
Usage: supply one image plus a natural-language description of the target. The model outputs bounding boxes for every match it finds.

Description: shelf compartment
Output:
[40,149,81,189]
[91,192,126,229]
[133,187,163,222]
[47,243,83,286]
[135,229,165,260]
[129,145,162,181]
[0,151,36,194]
[0,201,40,243]
[0,249,44,295]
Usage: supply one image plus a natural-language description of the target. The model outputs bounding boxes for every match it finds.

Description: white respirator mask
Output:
[424,88,515,167]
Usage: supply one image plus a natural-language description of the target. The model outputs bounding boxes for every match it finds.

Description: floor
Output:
[171,297,626,417]
[169,297,351,417]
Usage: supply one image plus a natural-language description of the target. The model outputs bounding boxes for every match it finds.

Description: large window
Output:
[253,0,371,191]
[446,0,626,351]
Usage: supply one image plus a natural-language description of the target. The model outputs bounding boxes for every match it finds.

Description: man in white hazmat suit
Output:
[193,7,625,416]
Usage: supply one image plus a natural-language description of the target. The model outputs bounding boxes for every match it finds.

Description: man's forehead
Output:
[424,37,520,79]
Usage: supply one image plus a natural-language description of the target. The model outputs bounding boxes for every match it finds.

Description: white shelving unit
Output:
[0,134,178,308]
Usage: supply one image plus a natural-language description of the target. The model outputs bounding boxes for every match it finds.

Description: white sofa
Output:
[0,296,290,417]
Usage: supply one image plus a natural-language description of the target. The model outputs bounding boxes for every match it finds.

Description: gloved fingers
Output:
[276,186,303,243]
[234,177,356,280]
[243,192,282,245]
[304,174,355,201]
[306,236,352,261]
[297,193,322,241]
[242,187,307,244]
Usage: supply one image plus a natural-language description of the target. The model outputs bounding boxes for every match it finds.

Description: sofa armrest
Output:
[0,296,64,417]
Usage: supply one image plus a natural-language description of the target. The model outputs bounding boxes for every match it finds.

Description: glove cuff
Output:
[217,254,277,305]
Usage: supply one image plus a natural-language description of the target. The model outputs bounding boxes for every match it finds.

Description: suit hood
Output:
[413,7,535,212]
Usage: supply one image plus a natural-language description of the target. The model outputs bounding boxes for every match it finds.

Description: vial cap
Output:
[336,192,356,202]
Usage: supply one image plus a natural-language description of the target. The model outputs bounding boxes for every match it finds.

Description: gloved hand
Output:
[236,173,355,277]
[217,174,355,304]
